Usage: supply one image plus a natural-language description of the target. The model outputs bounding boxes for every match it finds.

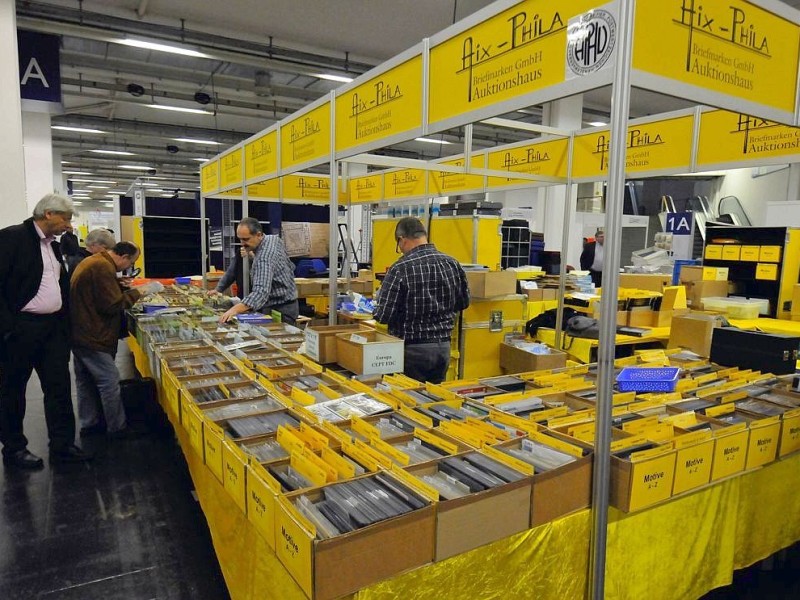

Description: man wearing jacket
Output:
[0,194,90,468]
[70,241,162,437]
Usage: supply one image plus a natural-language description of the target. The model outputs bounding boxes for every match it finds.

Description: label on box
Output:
[246,464,279,550]
[759,246,781,262]
[711,430,748,480]
[704,245,723,260]
[188,405,204,455]
[755,263,778,280]
[275,496,314,598]
[628,450,676,511]
[721,246,741,261]
[203,424,224,483]
[362,342,403,375]
[740,246,760,261]
[222,441,248,513]
[779,412,800,457]
[746,419,780,469]
[672,438,713,495]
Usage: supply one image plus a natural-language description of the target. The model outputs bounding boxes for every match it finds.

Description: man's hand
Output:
[208,289,221,297]
[219,302,249,323]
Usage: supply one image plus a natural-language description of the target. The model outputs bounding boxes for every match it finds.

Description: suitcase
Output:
[710,327,800,375]
[120,377,171,432]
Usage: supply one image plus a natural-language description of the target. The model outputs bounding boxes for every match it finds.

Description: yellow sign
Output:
[486,137,569,187]
[349,174,383,204]
[633,1,800,115]
[280,100,331,171]
[220,148,243,188]
[282,174,330,202]
[248,180,280,199]
[383,168,426,200]
[335,55,423,154]
[572,115,695,179]
[428,0,601,126]
[697,109,800,167]
[427,155,485,197]
[245,130,278,180]
[201,161,219,194]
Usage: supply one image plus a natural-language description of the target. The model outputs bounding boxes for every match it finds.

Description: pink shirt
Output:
[22,222,63,314]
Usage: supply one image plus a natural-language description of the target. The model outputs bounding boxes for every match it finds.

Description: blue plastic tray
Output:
[175,276,192,285]
[616,366,680,392]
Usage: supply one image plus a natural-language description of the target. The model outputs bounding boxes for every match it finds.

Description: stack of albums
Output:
[294,473,431,540]
[421,452,525,500]
[225,411,300,438]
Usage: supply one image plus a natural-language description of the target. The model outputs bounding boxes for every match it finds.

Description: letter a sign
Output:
[17,30,61,103]
[665,212,695,260]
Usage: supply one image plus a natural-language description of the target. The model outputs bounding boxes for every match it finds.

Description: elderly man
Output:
[219,218,298,324]
[70,242,162,437]
[374,217,470,384]
[0,194,90,468]
[580,227,605,287]
[64,228,116,274]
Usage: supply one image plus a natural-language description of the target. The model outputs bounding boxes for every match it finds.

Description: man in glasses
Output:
[374,217,470,384]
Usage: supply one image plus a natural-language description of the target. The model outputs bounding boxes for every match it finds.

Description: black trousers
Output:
[0,313,75,455]
[262,299,299,325]
[403,341,451,384]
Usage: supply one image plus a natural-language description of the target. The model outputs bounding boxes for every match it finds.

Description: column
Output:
[22,110,55,214]
[541,95,583,266]
[0,0,28,226]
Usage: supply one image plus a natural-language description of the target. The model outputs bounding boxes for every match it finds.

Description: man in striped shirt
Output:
[219,218,298,324]
[374,217,469,383]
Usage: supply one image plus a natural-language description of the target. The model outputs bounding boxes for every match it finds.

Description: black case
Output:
[710,328,800,375]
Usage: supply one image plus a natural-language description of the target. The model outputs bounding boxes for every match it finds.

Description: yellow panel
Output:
[487,138,569,188]
[462,325,515,379]
[349,174,383,204]
[280,101,331,171]
[335,55,423,153]
[572,116,694,179]
[697,110,800,167]
[372,219,401,275]
[383,169,426,200]
[248,180,280,199]
[463,296,525,324]
[201,161,219,194]
[721,245,741,261]
[759,245,781,262]
[427,0,600,126]
[245,130,278,180]
[704,244,723,260]
[220,148,243,188]
[777,229,800,319]
[740,245,760,261]
[634,3,800,114]
[282,174,330,203]
[429,216,502,270]
[427,155,485,197]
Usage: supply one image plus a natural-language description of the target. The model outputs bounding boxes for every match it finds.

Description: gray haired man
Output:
[0,194,91,468]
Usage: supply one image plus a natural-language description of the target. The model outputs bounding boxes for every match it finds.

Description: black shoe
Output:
[80,423,107,437]
[2,449,44,470]
[49,445,93,463]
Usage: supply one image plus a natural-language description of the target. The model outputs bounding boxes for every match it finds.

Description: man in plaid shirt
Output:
[374,217,469,383]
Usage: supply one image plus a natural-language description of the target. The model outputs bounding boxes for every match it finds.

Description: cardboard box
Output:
[759,245,782,262]
[704,245,723,260]
[684,280,729,309]
[619,273,672,292]
[405,454,531,561]
[670,430,714,496]
[349,279,373,294]
[358,269,374,281]
[702,267,729,281]
[295,278,324,297]
[740,245,760,261]
[465,271,517,298]
[668,312,724,358]
[305,324,368,365]
[627,309,654,327]
[499,343,567,374]
[275,472,435,600]
[335,330,404,375]
[610,445,676,512]
[721,245,741,261]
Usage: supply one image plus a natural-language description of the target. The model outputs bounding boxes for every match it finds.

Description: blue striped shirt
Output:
[241,235,296,311]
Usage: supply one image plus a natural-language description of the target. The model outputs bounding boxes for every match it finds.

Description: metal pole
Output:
[200,192,208,288]
[328,92,339,325]
[555,133,576,349]
[590,1,635,599]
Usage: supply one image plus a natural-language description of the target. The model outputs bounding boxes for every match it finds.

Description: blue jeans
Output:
[403,341,451,384]
[73,347,126,433]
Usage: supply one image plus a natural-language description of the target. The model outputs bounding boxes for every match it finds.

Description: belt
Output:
[19,311,60,320]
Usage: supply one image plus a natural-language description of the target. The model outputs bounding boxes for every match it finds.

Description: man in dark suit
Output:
[580,227,605,287]
[0,194,91,469]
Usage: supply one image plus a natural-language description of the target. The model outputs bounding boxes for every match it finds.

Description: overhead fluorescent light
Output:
[116,38,209,58]
[313,73,354,83]
[105,194,119,199]
[414,137,453,145]
[149,104,213,115]
[90,149,136,156]
[52,125,106,134]
[69,179,117,184]
[173,137,220,145]
[87,185,111,189]
[119,165,153,170]
[61,161,73,164]
[62,171,93,176]
[192,158,209,162]
[139,182,160,187]
[588,121,608,127]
